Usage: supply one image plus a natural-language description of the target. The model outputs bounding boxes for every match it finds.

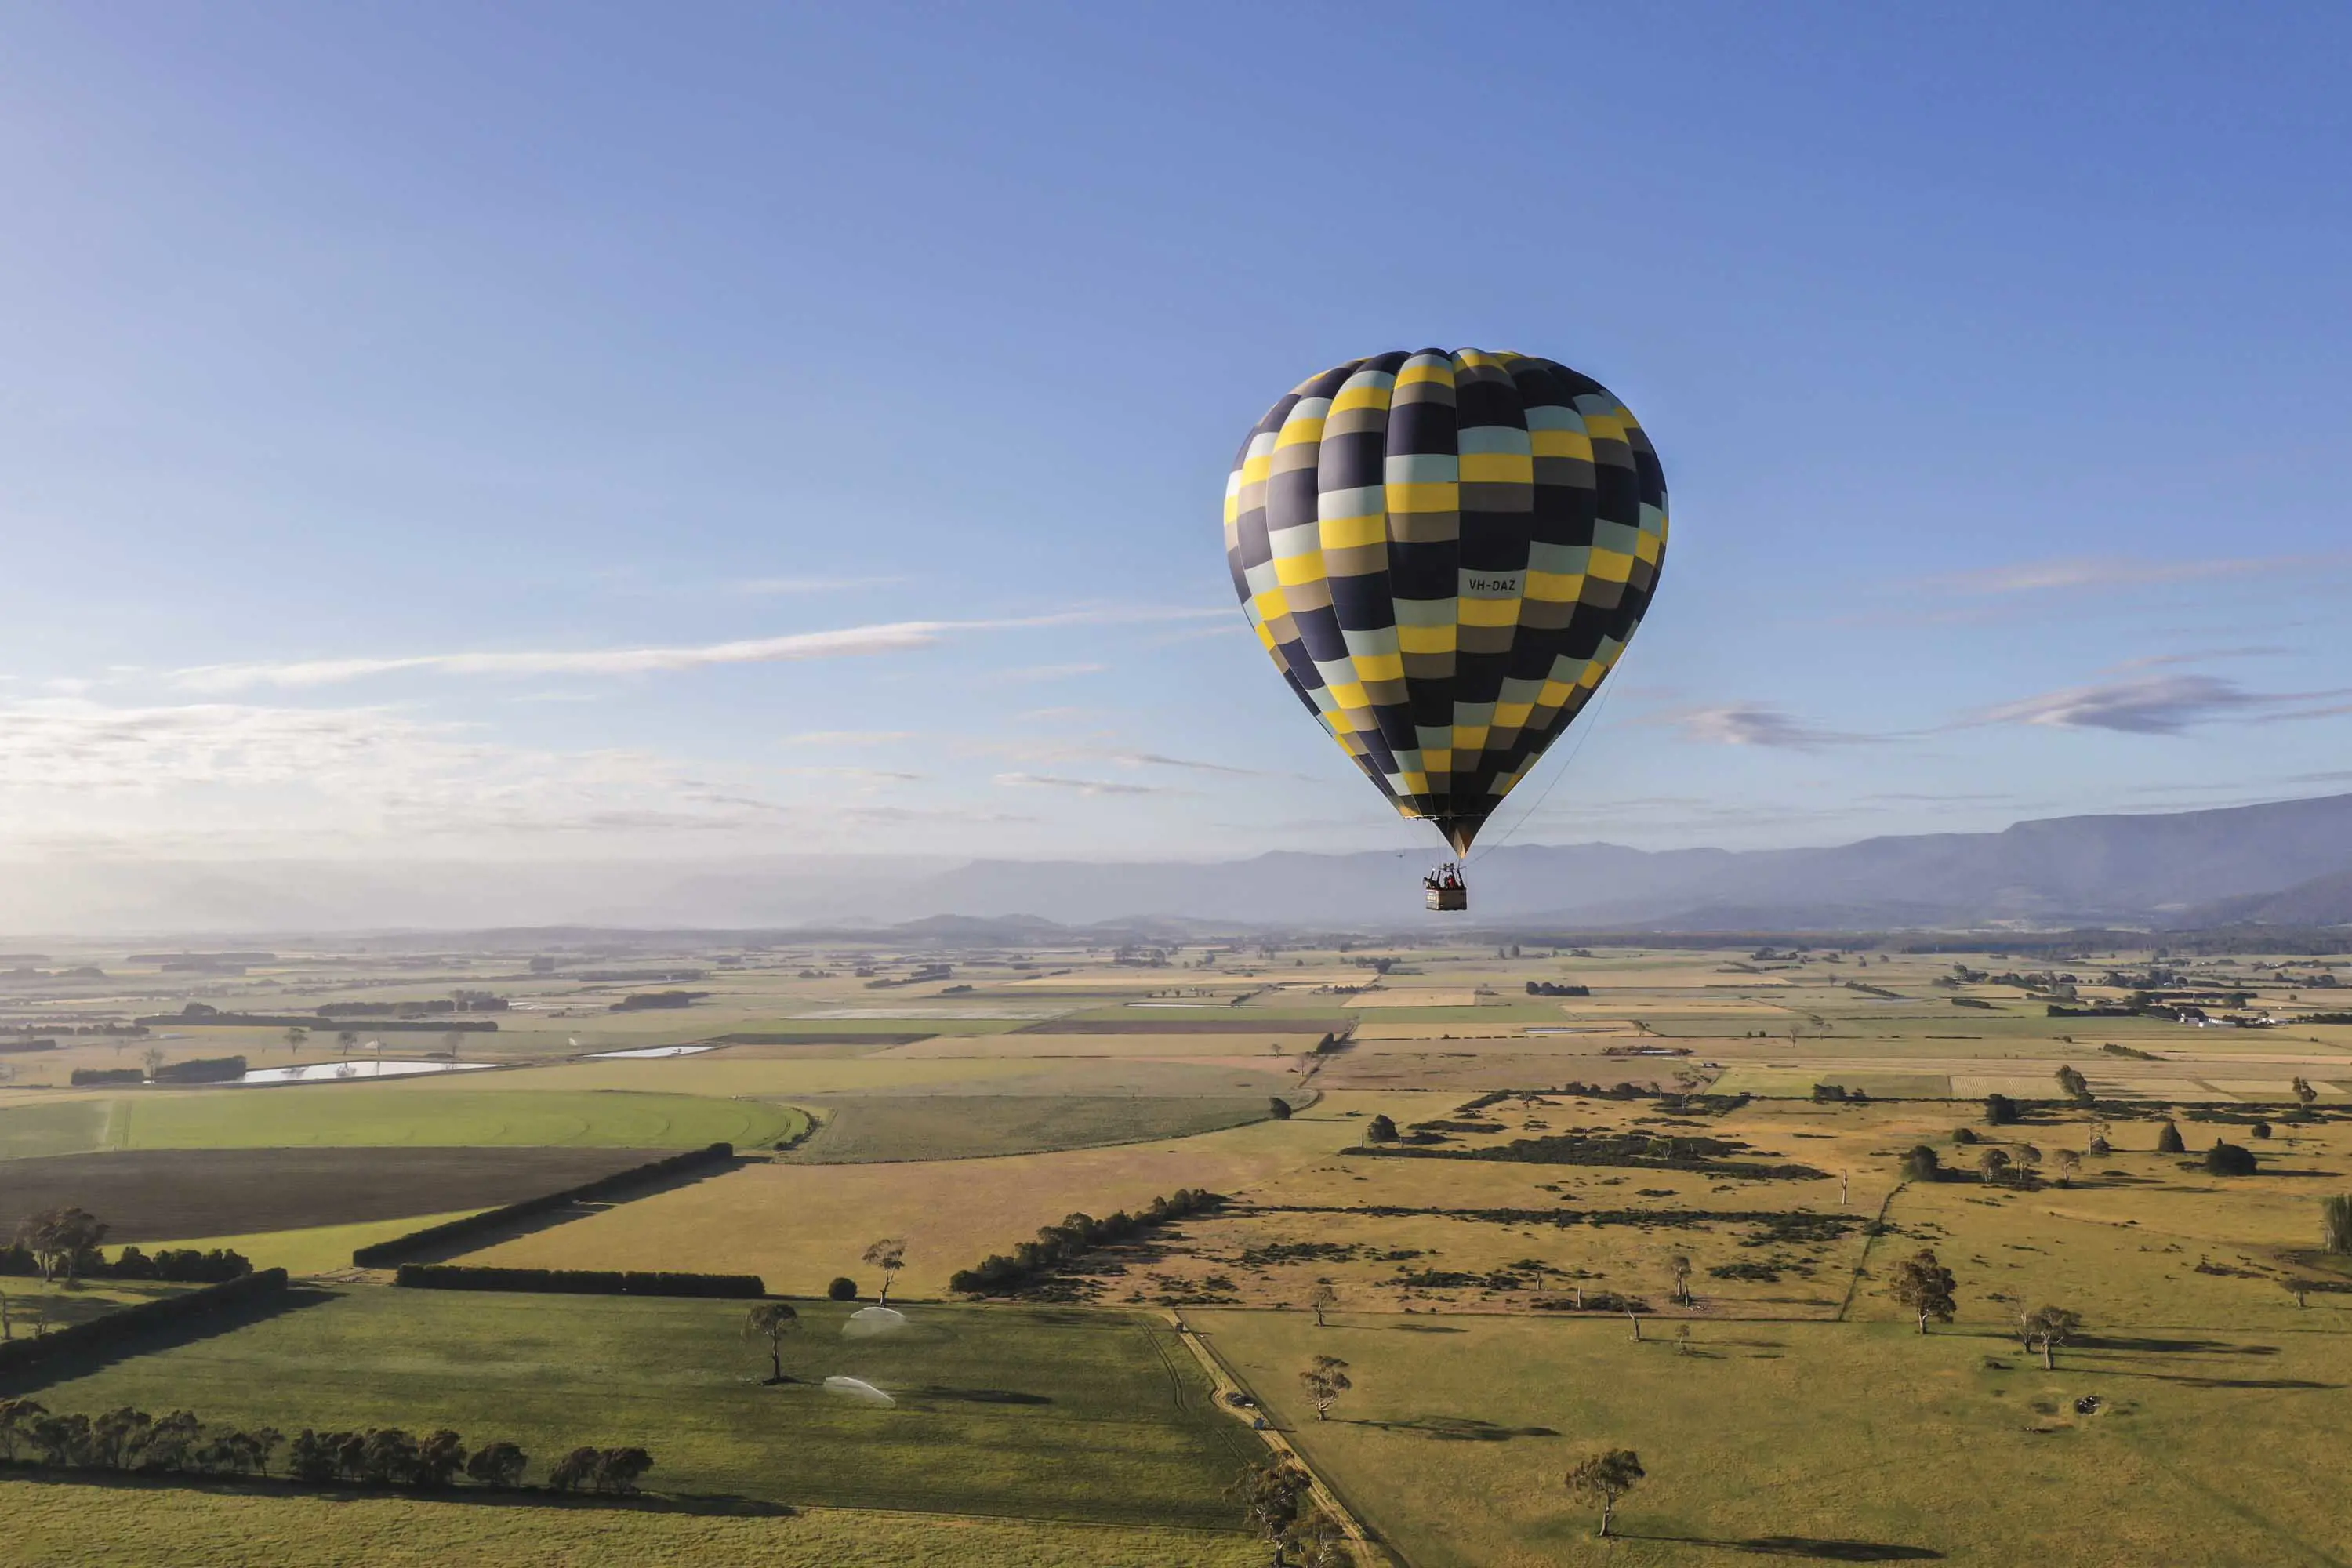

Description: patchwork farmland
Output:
[5,935,2352,1565]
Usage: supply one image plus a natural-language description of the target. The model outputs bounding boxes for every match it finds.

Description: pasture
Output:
[0,1087,806,1155]
[783,1094,1280,1163]
[17,1289,1262,1530]
[0,1146,666,1241]
[1195,1309,2352,1568]
[0,1480,1266,1568]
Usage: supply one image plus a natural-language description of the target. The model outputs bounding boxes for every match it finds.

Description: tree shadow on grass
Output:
[2077,1334,2276,1356]
[1631,1532,1941,1561]
[1353,1414,1559,1441]
[0,1283,340,1397]
[0,1467,794,1517]
[906,1385,1053,1406]
[1385,1323,1467,1334]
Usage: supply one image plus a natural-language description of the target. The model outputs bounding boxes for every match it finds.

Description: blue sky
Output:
[5,3,2350,866]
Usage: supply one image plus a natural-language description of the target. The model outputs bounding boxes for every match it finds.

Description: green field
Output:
[0,1483,1264,1568]
[786,1094,1276,1163]
[1196,1309,2352,1568]
[0,1089,807,1155]
[19,1288,1262,1530]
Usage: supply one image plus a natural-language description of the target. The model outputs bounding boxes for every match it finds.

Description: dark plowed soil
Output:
[1,1146,666,1240]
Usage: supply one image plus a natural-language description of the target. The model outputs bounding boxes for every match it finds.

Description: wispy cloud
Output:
[994,771,1196,797]
[983,662,1108,684]
[782,730,916,746]
[174,623,952,692]
[1922,551,2352,597]
[731,575,906,596]
[1669,703,1881,750]
[773,765,926,783]
[1972,673,2273,733]
[165,607,1226,694]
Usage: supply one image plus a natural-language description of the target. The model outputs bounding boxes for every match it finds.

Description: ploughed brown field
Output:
[0,1145,667,1240]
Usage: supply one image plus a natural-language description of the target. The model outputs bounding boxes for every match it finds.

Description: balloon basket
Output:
[1426,884,1468,912]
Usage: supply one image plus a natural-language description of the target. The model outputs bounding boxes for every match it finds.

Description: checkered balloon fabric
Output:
[1224,350,1667,853]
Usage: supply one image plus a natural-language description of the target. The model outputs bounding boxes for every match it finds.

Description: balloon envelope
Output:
[1225,350,1666,852]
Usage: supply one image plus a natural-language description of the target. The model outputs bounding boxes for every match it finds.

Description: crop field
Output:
[785,1094,1280,1163]
[464,1116,1343,1295]
[19,1288,1262,1530]
[0,1480,1266,1568]
[0,1146,664,1241]
[0,1087,806,1155]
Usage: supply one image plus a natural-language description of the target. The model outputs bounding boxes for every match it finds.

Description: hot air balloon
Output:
[1223,350,1667,909]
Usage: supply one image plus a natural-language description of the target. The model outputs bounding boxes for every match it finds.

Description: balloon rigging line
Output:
[1463,680,1619,867]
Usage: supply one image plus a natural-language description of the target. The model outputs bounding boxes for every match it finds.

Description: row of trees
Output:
[0,1399,648,1494]
[4,1208,252,1290]
[948,1189,1224,1295]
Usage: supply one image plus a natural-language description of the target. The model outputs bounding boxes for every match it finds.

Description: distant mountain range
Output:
[6,793,2350,937]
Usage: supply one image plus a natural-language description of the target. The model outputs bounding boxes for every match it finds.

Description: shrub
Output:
[1900,1145,1941,1181]
[1268,1097,1294,1121]
[2157,1121,2187,1154]
[828,1276,859,1301]
[2252,1120,2273,1139]
[2204,1141,2258,1177]
[70,1068,143,1087]
[1952,1127,1979,1145]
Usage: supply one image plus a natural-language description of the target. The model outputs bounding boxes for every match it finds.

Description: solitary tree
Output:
[2054,1065,2093,1105]
[2204,1140,2258,1177]
[862,1239,908,1306]
[2323,1195,2352,1255]
[2053,1149,2082,1187]
[742,1301,800,1383]
[1308,1282,1339,1327]
[1269,1096,1294,1121]
[283,1026,307,1057]
[1889,1249,1958,1334]
[1668,1254,1693,1307]
[441,1029,466,1062]
[1977,1148,2012,1185]
[1984,1093,2021,1126]
[2294,1076,2319,1108]
[1563,1448,1646,1539]
[1298,1355,1352,1421]
[2024,1305,2082,1370]
[335,1029,359,1057]
[1366,1114,1399,1144]
[2157,1120,2187,1154]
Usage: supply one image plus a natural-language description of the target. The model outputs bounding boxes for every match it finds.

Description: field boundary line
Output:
[1171,1309,1406,1568]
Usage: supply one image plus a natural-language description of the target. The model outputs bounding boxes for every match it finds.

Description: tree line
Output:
[0,1399,651,1496]
[949,1189,1225,1296]
[6,1206,252,1286]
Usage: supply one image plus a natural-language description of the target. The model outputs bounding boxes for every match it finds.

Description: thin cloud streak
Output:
[165,606,1226,692]
[1669,702,1882,750]
[994,771,1196,797]
[1922,551,2352,597]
